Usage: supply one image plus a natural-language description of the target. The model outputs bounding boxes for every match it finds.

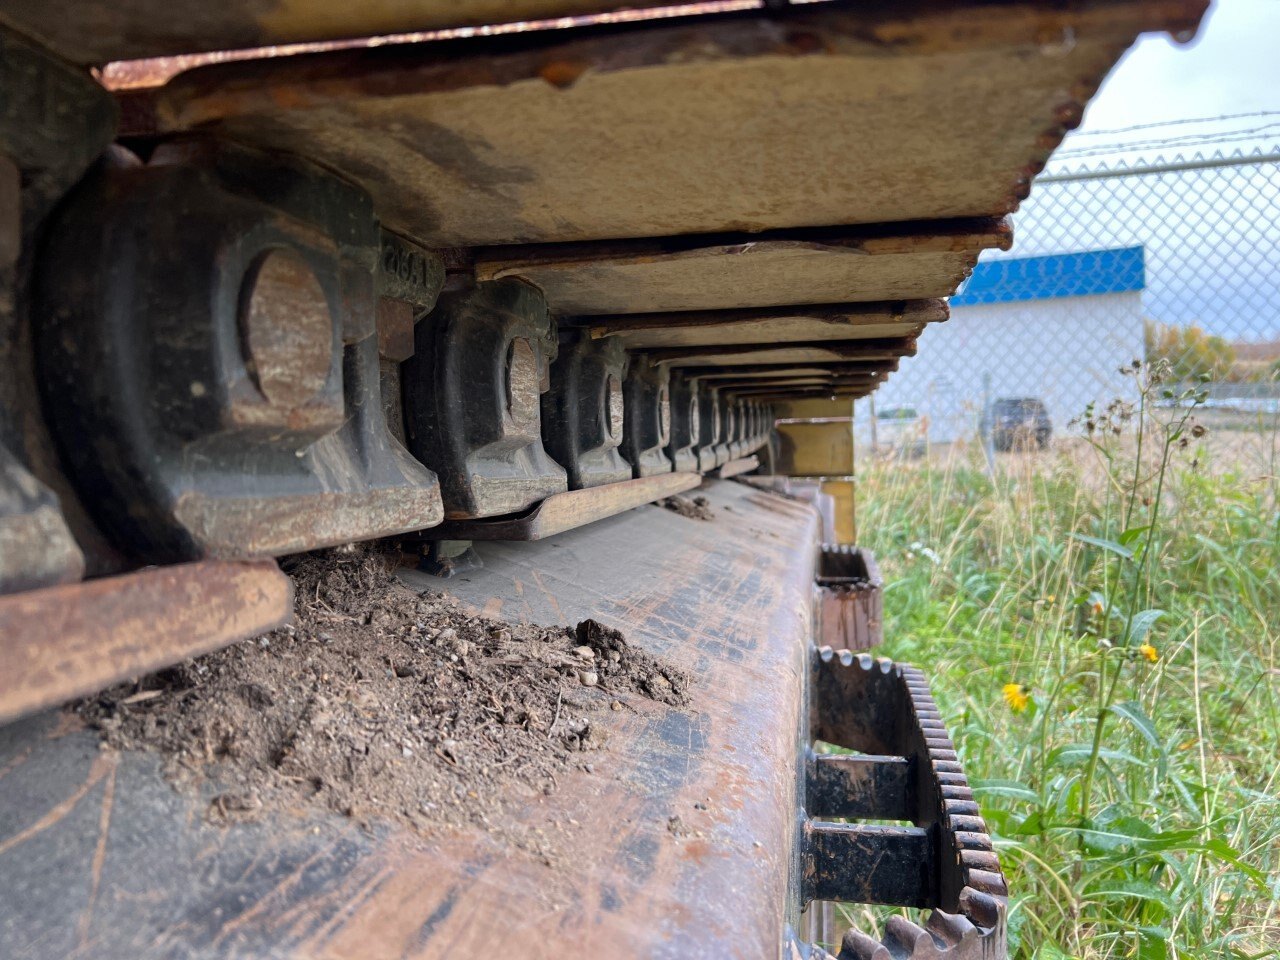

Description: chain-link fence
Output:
[854,146,1280,456]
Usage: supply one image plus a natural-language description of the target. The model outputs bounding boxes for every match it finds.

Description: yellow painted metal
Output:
[772,398,854,421]
[153,2,1208,249]
[820,479,857,544]
[775,421,853,478]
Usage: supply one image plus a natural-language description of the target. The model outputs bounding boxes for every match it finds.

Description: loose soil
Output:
[77,546,689,841]
[659,494,715,521]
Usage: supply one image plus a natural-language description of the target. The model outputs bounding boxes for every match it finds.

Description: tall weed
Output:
[855,364,1280,959]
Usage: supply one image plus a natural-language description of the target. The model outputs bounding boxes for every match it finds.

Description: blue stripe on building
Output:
[951,246,1145,306]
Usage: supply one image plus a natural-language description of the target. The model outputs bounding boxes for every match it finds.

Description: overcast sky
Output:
[1055,0,1280,161]
[995,0,1280,342]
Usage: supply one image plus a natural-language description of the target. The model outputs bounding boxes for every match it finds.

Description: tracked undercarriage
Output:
[0,1,1205,956]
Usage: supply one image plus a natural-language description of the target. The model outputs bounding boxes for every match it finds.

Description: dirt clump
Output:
[77,545,689,840]
[659,494,715,521]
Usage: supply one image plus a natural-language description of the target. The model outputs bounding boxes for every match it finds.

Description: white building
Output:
[855,246,1146,446]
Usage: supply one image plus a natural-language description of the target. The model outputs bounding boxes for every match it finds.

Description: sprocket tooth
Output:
[959,849,1002,874]
[966,868,1008,898]
[925,909,978,947]
[958,887,1004,929]
[839,927,893,960]
[884,915,939,958]
[952,830,992,851]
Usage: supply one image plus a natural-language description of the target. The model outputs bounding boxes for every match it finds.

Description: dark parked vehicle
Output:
[984,397,1052,450]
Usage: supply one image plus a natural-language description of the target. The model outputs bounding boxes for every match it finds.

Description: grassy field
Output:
[846,377,1279,959]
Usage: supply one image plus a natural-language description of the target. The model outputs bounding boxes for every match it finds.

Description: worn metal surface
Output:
[808,754,911,821]
[651,339,916,370]
[541,332,632,489]
[663,372,700,473]
[149,2,1206,249]
[0,29,118,589]
[402,278,568,518]
[739,477,839,543]
[35,141,444,561]
[0,560,292,725]
[477,220,1010,316]
[0,479,818,959]
[376,229,446,310]
[806,822,936,908]
[583,300,944,351]
[0,440,85,594]
[713,455,759,480]
[620,355,673,478]
[833,911,1008,960]
[712,391,737,467]
[694,384,726,472]
[0,0,690,63]
[696,366,891,401]
[807,651,1008,949]
[816,545,883,652]
[422,470,702,540]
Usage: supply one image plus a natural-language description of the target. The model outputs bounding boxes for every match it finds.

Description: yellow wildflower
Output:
[1047,594,1056,603]
[1002,683,1031,713]
[1139,643,1159,663]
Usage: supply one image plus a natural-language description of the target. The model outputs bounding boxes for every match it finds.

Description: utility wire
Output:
[1056,134,1280,162]
[1055,122,1280,159]
[1064,110,1280,138]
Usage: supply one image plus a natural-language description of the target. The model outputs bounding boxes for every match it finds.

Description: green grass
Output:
[851,387,1280,959]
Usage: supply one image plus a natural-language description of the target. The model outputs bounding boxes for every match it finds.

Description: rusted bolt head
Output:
[506,337,539,427]
[240,249,333,409]
[658,385,671,446]
[605,373,624,443]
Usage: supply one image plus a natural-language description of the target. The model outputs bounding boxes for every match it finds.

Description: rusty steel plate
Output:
[815,545,883,653]
[0,560,292,725]
[712,455,758,479]
[0,0,689,64]
[149,1,1206,249]
[475,220,1010,316]
[0,479,820,959]
[422,470,703,540]
[650,337,916,369]
[583,299,945,351]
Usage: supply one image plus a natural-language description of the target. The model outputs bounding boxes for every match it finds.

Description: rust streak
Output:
[208,847,332,947]
[0,752,115,857]
[77,754,120,947]
[0,744,33,783]
[529,569,565,624]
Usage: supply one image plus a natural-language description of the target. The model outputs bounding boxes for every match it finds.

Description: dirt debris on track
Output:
[658,494,715,521]
[76,545,689,842]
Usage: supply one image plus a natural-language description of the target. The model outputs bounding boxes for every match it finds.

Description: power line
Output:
[1064,136,1280,162]
[1055,122,1280,159]
[1065,111,1280,138]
